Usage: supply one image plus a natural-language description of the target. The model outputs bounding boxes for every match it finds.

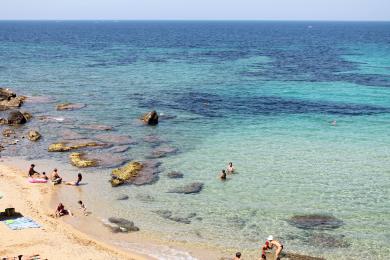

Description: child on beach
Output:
[78,200,88,216]
[55,203,72,217]
[28,164,39,177]
[42,172,48,180]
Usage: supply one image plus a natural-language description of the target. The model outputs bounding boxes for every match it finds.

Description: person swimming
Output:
[234,252,241,260]
[227,162,235,173]
[220,169,227,180]
[261,235,283,260]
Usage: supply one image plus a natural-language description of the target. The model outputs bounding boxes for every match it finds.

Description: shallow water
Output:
[1,21,390,259]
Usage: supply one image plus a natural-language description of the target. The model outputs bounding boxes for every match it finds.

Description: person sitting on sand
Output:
[51,168,62,185]
[261,235,283,260]
[55,203,72,217]
[234,252,242,260]
[227,162,235,173]
[219,169,227,180]
[42,172,48,180]
[66,173,82,186]
[28,164,39,177]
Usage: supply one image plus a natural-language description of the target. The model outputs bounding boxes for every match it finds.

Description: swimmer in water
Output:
[227,162,235,173]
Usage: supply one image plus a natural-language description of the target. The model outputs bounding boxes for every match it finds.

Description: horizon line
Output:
[0,19,390,22]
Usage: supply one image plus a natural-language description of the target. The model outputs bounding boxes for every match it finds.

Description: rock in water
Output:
[141,110,159,125]
[22,112,33,121]
[110,161,144,187]
[27,130,41,141]
[116,194,129,200]
[108,217,139,232]
[287,214,343,230]
[48,140,107,152]
[7,110,27,125]
[0,88,25,108]
[69,152,98,168]
[56,103,86,111]
[168,182,204,194]
[167,171,184,179]
[2,128,15,137]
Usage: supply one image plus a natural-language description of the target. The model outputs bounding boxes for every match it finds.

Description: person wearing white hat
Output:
[261,235,284,260]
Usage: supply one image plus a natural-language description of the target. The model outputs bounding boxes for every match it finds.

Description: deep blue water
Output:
[1,21,390,259]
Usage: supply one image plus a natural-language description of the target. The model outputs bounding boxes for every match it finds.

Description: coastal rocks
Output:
[287,214,343,230]
[0,118,8,124]
[59,129,84,140]
[135,193,155,202]
[116,194,129,200]
[110,160,161,187]
[69,152,98,168]
[110,161,143,187]
[147,145,178,159]
[95,133,136,145]
[141,110,158,125]
[154,210,198,224]
[107,145,130,153]
[167,171,184,179]
[48,140,107,152]
[284,252,325,260]
[27,130,41,141]
[2,128,15,137]
[102,217,139,233]
[168,182,204,194]
[0,88,25,108]
[7,110,27,125]
[86,153,128,168]
[0,88,16,101]
[56,103,86,111]
[22,111,33,121]
[143,135,166,147]
[80,124,113,131]
[308,233,349,248]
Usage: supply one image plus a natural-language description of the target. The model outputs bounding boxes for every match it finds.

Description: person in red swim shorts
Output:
[261,235,284,260]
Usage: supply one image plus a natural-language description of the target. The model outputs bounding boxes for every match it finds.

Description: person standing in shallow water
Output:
[234,252,242,259]
[261,235,283,260]
[219,169,227,180]
[227,162,235,173]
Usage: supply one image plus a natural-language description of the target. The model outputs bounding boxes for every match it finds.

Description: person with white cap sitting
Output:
[261,235,283,260]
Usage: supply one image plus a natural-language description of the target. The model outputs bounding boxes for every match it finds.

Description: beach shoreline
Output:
[0,159,150,260]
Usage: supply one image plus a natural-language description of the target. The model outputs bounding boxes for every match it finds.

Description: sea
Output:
[0,21,389,259]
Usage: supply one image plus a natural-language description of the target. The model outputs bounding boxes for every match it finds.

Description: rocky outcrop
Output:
[168,182,204,194]
[307,233,349,248]
[56,103,86,111]
[22,112,33,121]
[2,128,15,137]
[141,110,158,125]
[167,171,184,179]
[80,124,113,131]
[48,140,107,152]
[69,152,98,168]
[0,88,25,108]
[7,110,27,125]
[110,161,143,187]
[287,214,343,230]
[102,217,139,233]
[110,160,161,187]
[27,130,41,141]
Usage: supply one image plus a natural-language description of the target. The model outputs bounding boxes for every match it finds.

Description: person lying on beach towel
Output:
[55,203,72,217]
[66,173,82,186]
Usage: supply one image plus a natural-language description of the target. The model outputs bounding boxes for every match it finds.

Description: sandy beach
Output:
[0,160,149,260]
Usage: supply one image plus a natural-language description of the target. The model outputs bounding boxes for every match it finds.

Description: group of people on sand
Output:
[219,161,235,180]
[232,235,284,260]
[28,164,82,186]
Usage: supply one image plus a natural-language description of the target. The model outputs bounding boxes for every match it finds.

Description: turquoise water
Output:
[1,21,390,259]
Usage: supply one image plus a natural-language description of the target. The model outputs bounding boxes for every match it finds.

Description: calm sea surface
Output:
[1,21,390,259]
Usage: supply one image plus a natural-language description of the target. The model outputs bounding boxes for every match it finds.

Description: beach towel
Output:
[2,217,41,230]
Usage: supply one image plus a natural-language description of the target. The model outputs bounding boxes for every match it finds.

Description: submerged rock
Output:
[308,233,350,248]
[0,88,25,108]
[69,152,98,168]
[287,214,343,230]
[27,130,41,141]
[59,129,84,140]
[167,171,184,179]
[95,133,136,145]
[135,193,155,202]
[284,252,326,260]
[154,210,197,224]
[48,140,108,152]
[141,110,158,125]
[147,145,178,159]
[2,128,15,137]
[116,194,129,200]
[102,217,139,233]
[168,182,204,194]
[107,145,131,153]
[7,110,27,125]
[56,103,86,111]
[22,111,33,121]
[80,124,113,131]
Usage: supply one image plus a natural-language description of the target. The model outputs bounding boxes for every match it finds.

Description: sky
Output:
[1,0,390,21]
